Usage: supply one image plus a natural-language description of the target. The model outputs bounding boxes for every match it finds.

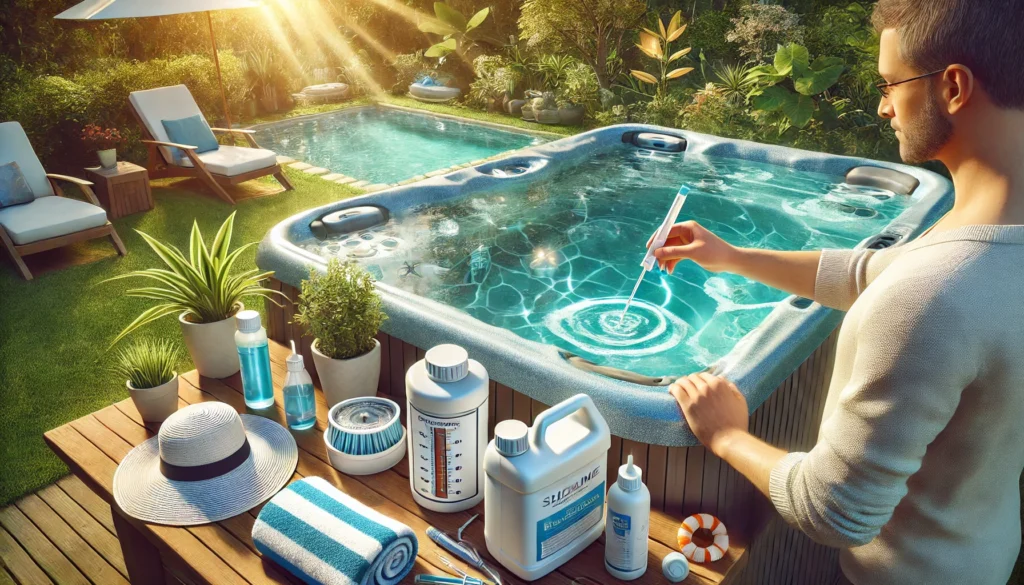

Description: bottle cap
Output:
[287,340,304,372]
[425,344,469,383]
[617,454,643,491]
[235,310,262,333]
[494,420,529,457]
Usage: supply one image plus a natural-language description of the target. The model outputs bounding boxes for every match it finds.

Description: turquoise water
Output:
[254,108,545,184]
[300,148,914,377]
[284,383,316,430]
[238,344,275,409]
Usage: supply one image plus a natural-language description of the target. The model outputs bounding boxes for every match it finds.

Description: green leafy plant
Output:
[113,339,179,389]
[294,259,387,360]
[630,11,694,99]
[558,62,600,108]
[712,61,759,105]
[419,2,491,59]
[726,4,805,63]
[105,212,282,346]
[748,43,844,130]
[534,54,578,91]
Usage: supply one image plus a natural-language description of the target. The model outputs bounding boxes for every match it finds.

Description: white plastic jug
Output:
[484,394,611,581]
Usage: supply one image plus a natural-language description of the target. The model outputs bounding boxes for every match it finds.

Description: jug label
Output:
[536,483,605,561]
[409,404,480,504]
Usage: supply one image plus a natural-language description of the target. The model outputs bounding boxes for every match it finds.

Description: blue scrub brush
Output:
[324,397,406,475]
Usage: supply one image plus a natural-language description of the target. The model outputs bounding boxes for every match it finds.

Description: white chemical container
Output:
[406,344,489,513]
[484,394,611,581]
[605,454,650,580]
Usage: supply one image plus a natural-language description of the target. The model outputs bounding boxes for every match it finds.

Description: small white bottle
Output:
[605,455,650,580]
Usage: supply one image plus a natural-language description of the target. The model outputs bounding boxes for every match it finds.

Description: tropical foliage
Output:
[630,11,693,99]
[105,212,283,346]
[749,43,844,130]
[418,2,491,59]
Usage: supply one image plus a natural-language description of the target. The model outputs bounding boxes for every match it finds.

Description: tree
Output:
[518,0,646,90]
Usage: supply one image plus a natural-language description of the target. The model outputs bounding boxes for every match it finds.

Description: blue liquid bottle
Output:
[283,340,316,430]
[235,310,275,409]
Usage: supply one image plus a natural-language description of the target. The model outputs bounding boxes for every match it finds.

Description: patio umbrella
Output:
[55,0,262,128]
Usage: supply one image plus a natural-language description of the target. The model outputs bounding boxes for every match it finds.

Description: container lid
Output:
[287,340,304,372]
[425,345,469,383]
[494,420,529,457]
[617,454,643,491]
[235,310,262,333]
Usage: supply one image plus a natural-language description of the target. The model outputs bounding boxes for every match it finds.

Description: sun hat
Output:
[114,402,298,526]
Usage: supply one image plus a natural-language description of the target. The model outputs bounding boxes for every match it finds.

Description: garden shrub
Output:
[686,10,741,64]
[0,74,96,169]
[388,52,432,94]
[726,4,805,63]
[467,54,519,110]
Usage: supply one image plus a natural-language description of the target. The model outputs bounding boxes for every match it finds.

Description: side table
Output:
[84,161,154,219]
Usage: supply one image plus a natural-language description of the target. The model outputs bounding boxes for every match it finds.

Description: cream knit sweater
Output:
[768,225,1024,585]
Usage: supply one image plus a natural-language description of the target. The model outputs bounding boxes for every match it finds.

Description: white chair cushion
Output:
[188,145,278,177]
[0,121,54,198]
[0,195,107,245]
[129,85,204,165]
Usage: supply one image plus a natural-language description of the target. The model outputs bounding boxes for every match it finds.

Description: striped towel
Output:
[252,477,418,585]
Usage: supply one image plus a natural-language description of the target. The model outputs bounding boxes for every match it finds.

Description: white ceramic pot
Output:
[179,304,242,379]
[97,148,116,169]
[127,374,179,423]
[312,338,381,408]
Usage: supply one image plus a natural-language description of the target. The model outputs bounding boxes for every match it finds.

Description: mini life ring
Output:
[677,513,729,563]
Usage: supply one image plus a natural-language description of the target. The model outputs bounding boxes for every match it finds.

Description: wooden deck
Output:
[0,475,133,585]
[36,339,746,585]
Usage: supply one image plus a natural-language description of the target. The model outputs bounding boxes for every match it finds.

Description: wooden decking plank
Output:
[0,565,18,585]
[45,423,250,585]
[54,476,115,535]
[14,494,129,585]
[0,505,88,585]
[0,525,54,585]
[36,484,127,578]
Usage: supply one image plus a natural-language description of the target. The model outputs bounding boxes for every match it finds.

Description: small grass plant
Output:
[295,258,386,360]
[113,339,179,389]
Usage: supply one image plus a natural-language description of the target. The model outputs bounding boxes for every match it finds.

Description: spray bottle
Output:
[604,455,650,580]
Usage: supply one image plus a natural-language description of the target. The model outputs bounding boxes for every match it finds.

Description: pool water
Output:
[254,108,545,184]
[299,148,913,377]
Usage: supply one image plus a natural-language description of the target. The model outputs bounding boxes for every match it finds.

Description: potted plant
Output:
[557,63,599,126]
[294,258,387,407]
[106,212,283,378]
[81,124,125,169]
[113,339,180,423]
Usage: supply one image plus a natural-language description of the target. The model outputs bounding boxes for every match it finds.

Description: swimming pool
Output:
[258,124,951,445]
[252,106,547,185]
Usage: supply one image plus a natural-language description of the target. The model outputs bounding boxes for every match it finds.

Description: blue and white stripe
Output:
[252,477,418,585]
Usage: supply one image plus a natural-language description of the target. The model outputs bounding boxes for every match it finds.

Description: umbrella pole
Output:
[207,11,233,128]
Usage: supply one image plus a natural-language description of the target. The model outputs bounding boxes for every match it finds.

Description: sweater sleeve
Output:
[813,247,890,311]
[768,278,976,548]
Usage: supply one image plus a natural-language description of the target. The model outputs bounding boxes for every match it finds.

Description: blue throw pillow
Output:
[0,161,35,208]
[161,114,219,164]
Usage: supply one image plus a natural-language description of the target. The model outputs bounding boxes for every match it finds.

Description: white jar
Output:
[406,344,489,513]
[484,394,611,581]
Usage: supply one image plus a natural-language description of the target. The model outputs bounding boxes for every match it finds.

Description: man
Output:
[651,1,1024,583]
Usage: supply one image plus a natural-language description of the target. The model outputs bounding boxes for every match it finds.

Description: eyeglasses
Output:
[875,69,947,97]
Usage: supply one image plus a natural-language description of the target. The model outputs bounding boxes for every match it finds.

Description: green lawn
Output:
[0,97,579,505]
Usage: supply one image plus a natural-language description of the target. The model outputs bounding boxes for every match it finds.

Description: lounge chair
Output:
[129,85,293,205]
[0,121,126,280]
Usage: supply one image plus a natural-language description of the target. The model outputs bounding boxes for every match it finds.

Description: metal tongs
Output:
[426,515,502,585]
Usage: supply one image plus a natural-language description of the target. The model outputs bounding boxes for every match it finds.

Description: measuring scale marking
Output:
[410,403,480,503]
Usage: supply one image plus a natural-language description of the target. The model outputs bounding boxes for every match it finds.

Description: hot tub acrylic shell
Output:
[257,123,953,448]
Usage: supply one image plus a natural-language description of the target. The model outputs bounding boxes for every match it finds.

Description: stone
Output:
[289,162,312,171]
[321,173,345,181]
[276,155,296,164]
[425,169,449,178]
[350,180,371,188]
[335,177,357,185]
[303,167,329,175]
[363,184,388,192]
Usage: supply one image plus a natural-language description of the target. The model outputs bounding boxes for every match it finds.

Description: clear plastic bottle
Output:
[235,310,274,409]
[605,454,650,580]
[283,341,316,430]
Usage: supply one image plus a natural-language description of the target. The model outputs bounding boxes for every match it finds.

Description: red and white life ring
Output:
[677,513,729,563]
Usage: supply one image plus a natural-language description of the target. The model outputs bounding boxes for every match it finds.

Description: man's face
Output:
[877,29,953,164]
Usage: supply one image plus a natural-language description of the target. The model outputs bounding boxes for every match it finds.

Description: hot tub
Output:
[257,124,952,583]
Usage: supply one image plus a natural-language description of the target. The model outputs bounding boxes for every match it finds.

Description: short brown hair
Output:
[872,0,1024,109]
